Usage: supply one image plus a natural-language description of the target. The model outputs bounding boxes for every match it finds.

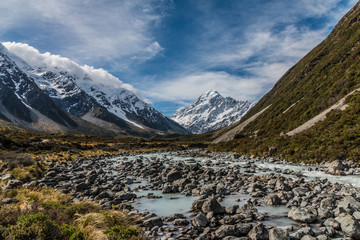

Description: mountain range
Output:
[172,90,251,134]
[0,43,188,136]
[212,1,360,162]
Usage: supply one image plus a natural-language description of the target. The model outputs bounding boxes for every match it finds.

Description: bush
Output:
[61,224,85,240]
[104,225,140,240]
[6,212,62,240]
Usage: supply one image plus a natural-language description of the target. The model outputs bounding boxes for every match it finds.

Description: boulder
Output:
[290,227,314,240]
[325,160,345,176]
[335,213,360,239]
[215,225,239,238]
[172,219,189,226]
[248,223,268,240]
[143,217,163,228]
[201,197,225,214]
[236,223,253,236]
[288,207,317,223]
[269,228,290,240]
[166,169,182,182]
[192,213,209,227]
[338,196,360,212]
[263,194,282,206]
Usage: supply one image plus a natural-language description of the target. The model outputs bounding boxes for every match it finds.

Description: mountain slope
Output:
[0,43,78,131]
[3,42,188,135]
[172,90,251,134]
[212,1,360,162]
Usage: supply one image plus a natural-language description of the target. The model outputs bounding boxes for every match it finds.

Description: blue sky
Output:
[0,0,357,115]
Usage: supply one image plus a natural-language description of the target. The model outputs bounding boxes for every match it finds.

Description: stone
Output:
[215,225,239,238]
[323,218,340,230]
[1,198,20,204]
[192,213,209,227]
[301,235,316,240]
[263,194,282,206]
[1,173,14,181]
[290,227,314,240]
[338,196,360,212]
[4,180,23,189]
[317,208,333,219]
[269,228,290,240]
[166,169,182,182]
[116,192,137,201]
[173,178,191,188]
[143,217,163,228]
[172,219,189,226]
[75,183,89,192]
[226,205,240,215]
[201,197,225,214]
[325,160,345,176]
[354,211,360,220]
[288,207,317,223]
[234,223,253,236]
[248,223,268,240]
[335,213,360,239]
[316,235,328,240]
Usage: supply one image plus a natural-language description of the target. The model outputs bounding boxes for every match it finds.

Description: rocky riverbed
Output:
[18,150,360,239]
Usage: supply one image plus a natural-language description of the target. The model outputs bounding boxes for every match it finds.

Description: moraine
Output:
[35,150,360,239]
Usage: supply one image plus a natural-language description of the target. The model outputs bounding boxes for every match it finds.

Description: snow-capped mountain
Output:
[0,43,78,131]
[172,90,252,134]
[2,42,188,135]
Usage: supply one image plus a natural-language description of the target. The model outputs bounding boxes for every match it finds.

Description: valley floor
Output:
[1,129,360,239]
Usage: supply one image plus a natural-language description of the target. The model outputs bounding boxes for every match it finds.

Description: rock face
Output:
[172,90,251,134]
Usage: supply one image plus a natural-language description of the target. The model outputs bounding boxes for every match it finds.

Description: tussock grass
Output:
[0,188,143,240]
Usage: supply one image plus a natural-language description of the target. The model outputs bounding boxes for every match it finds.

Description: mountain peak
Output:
[173,91,251,134]
[201,90,221,99]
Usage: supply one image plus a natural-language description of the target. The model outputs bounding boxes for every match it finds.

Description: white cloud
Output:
[148,0,356,109]
[0,0,166,68]
[3,42,140,96]
[145,71,264,103]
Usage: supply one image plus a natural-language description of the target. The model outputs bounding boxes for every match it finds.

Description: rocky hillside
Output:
[172,90,251,134]
[212,1,360,162]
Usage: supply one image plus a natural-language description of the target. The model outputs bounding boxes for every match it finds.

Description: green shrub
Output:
[61,224,85,240]
[104,225,140,240]
[41,200,64,210]
[6,212,62,240]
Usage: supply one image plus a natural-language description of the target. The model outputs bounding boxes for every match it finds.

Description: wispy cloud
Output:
[143,0,357,106]
[0,0,168,69]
